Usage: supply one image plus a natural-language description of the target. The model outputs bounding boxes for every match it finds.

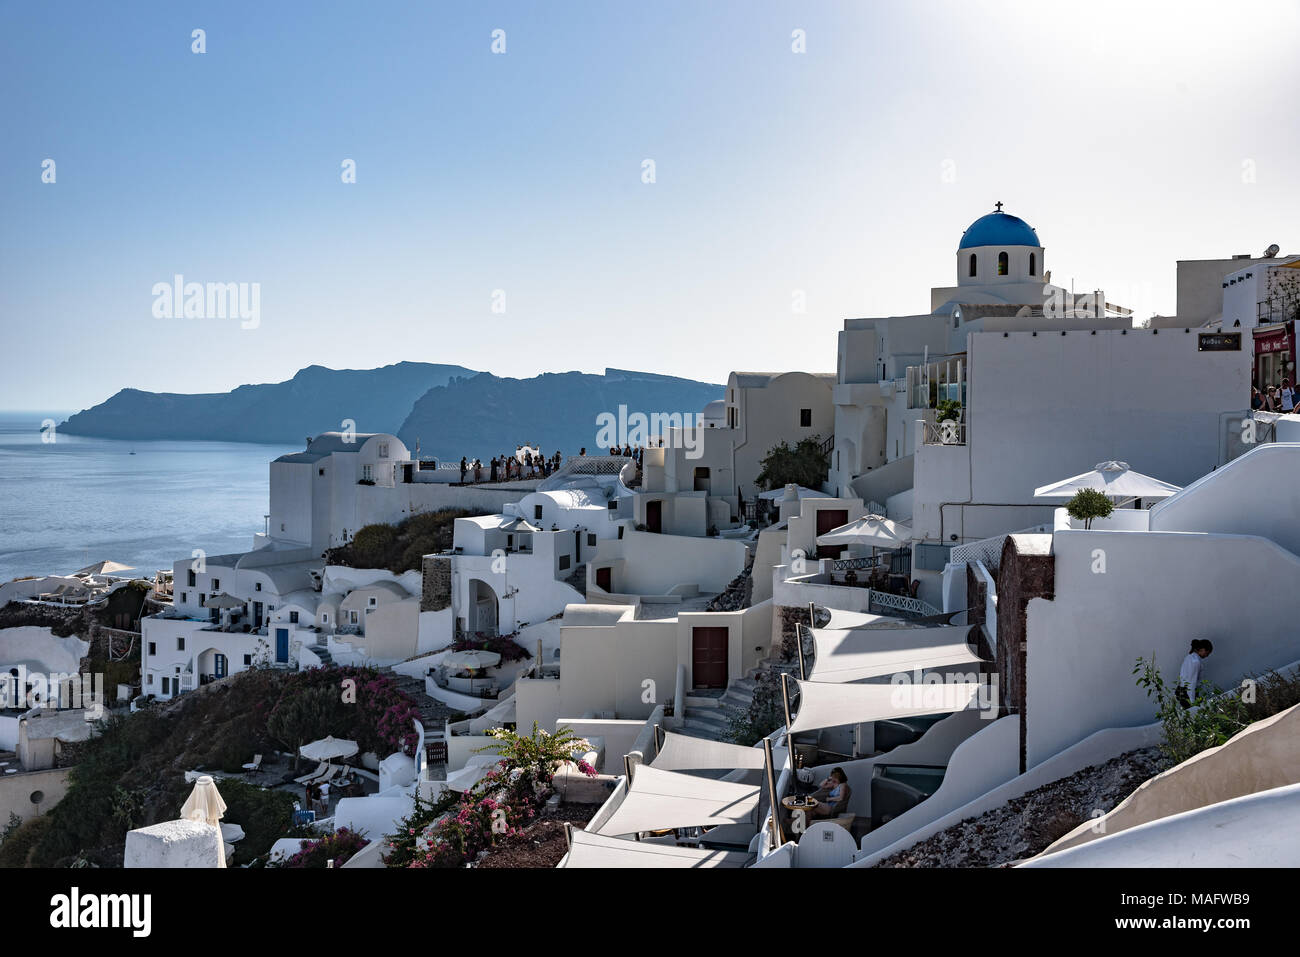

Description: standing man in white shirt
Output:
[1177,639,1214,708]
[1280,378,1296,414]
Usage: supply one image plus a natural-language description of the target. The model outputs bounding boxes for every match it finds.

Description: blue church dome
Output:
[958,207,1040,250]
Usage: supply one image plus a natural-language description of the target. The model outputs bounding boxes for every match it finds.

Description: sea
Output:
[0,412,297,583]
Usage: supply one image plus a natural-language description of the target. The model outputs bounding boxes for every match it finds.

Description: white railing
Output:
[868,590,940,618]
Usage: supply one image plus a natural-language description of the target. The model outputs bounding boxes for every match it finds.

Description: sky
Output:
[2,0,1298,411]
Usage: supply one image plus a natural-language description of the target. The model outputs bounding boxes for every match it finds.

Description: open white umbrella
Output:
[816,514,912,547]
[758,484,829,501]
[72,560,134,577]
[205,593,246,610]
[180,775,228,869]
[1034,461,1181,502]
[299,735,359,763]
[443,649,501,671]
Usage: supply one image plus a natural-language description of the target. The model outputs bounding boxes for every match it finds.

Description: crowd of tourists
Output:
[1252,378,1297,413]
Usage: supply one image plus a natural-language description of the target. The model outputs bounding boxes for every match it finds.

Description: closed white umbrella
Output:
[443,649,501,671]
[180,775,228,869]
[816,514,911,547]
[299,735,359,763]
[1034,461,1181,502]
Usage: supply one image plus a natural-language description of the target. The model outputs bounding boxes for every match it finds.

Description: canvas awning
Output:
[808,626,984,684]
[649,732,767,772]
[787,679,984,735]
[594,765,760,836]
[561,828,751,868]
[1033,461,1181,501]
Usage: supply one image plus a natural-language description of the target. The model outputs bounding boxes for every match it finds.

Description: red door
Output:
[595,566,612,593]
[645,500,663,534]
[692,627,729,689]
[815,508,849,559]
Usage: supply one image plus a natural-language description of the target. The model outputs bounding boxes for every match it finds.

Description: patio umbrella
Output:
[1033,461,1182,502]
[72,560,134,577]
[205,593,246,610]
[299,735,359,763]
[443,649,502,671]
[816,514,912,547]
[758,484,829,501]
[180,775,228,869]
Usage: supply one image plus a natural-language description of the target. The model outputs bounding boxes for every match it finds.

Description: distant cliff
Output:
[396,368,724,461]
[59,362,478,443]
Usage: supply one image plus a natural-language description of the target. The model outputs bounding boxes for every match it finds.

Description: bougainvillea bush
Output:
[268,665,420,757]
[384,723,597,868]
[451,633,532,664]
[277,827,369,868]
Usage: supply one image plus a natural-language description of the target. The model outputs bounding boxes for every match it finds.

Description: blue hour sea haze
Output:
[0,412,294,583]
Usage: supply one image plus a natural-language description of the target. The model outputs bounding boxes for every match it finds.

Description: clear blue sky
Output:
[2,0,1298,410]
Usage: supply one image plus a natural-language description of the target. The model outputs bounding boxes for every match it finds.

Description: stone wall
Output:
[420,556,451,613]
[996,535,1055,773]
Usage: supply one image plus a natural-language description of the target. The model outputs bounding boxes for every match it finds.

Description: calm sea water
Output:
[0,412,296,583]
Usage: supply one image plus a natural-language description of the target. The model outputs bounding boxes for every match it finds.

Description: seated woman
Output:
[809,767,851,819]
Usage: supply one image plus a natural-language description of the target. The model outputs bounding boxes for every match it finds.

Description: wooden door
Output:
[815,508,849,560]
[595,566,612,592]
[645,500,662,534]
[692,627,729,689]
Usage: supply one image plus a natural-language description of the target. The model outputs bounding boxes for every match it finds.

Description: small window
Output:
[534,505,543,520]
[187,570,196,587]
[350,610,359,625]
[148,642,156,656]
[212,578,220,590]
[587,533,597,547]
[198,594,205,607]
[1029,252,1036,276]
[177,637,185,651]
[558,555,571,571]
[362,464,373,482]
[378,442,389,458]
[255,582,262,592]
[289,611,299,624]
[280,523,285,532]
[319,468,325,476]
[607,500,617,511]
[800,409,812,427]
[146,673,153,685]
[368,597,377,608]
[997,251,1008,276]
[181,592,187,604]
[968,253,977,277]
[243,654,252,666]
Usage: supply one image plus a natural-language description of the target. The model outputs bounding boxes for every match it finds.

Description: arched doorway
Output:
[467,579,499,637]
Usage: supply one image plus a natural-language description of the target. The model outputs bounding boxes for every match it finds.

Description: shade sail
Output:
[562,829,751,868]
[299,736,359,762]
[816,514,911,547]
[1033,461,1181,500]
[649,732,767,772]
[787,679,984,735]
[821,609,918,630]
[809,626,984,684]
[595,765,760,836]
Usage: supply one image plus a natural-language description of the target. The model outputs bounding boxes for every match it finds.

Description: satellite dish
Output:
[1265,244,1280,258]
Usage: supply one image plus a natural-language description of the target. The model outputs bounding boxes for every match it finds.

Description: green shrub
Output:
[215,778,296,866]
[1134,655,1250,765]
[1066,488,1114,529]
[0,815,51,868]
